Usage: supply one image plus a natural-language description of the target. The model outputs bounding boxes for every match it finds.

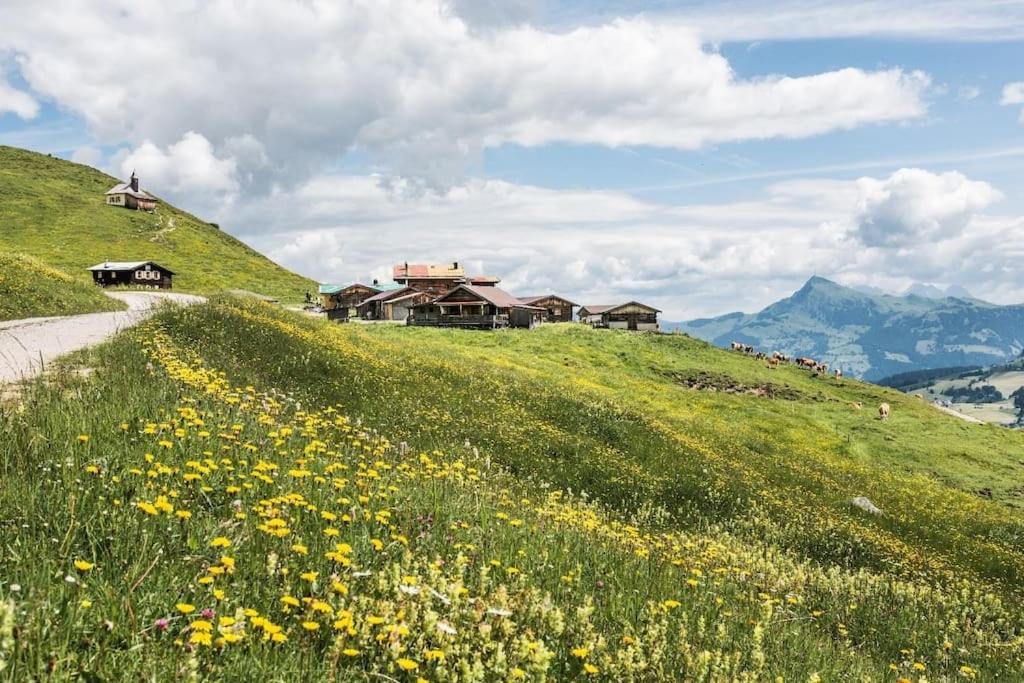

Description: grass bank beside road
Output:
[0,252,125,321]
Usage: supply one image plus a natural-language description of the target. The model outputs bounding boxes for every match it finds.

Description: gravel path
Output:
[931,402,986,424]
[0,292,203,384]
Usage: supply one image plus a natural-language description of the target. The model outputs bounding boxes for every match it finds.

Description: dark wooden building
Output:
[319,282,386,321]
[579,301,660,331]
[409,285,544,329]
[357,286,433,321]
[392,262,501,295]
[87,261,174,289]
[517,294,577,323]
[393,262,467,295]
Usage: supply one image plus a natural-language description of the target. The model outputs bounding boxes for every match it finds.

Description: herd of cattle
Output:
[729,341,842,379]
[729,341,896,420]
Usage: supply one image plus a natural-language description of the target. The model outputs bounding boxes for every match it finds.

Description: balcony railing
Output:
[409,313,509,327]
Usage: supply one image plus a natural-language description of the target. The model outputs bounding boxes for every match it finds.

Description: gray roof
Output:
[105,183,156,200]
[608,301,661,314]
[518,294,578,307]
[359,286,416,306]
[579,305,615,315]
[87,260,174,274]
[580,302,661,315]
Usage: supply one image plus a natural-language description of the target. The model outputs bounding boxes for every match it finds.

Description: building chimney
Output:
[130,171,139,192]
[372,278,379,286]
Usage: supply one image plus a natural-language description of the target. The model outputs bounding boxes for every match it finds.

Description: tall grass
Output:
[1,299,1022,680]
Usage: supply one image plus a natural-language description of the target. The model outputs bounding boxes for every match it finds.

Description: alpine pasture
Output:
[2,296,1023,681]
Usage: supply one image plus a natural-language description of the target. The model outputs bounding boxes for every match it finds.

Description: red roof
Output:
[435,285,542,310]
[393,263,465,280]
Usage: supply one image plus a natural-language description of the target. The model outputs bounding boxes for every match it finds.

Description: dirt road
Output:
[0,292,202,384]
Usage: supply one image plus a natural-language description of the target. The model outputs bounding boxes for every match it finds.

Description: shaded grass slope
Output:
[0,145,313,302]
[0,251,125,321]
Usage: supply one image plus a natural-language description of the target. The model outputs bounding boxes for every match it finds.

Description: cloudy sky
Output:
[1,0,1023,319]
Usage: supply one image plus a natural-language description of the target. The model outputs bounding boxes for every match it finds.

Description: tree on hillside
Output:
[1012,387,1024,424]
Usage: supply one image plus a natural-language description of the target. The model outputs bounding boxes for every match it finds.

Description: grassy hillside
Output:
[0,146,314,302]
[3,298,1024,680]
[0,251,125,321]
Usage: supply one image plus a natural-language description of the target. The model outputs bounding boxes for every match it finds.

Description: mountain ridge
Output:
[674,276,1024,380]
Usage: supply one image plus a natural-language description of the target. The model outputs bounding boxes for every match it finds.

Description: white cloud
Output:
[0,1,930,189]
[1002,82,1024,123]
[1000,82,1024,105]
[70,145,103,168]
[0,76,38,119]
[851,169,1001,247]
[644,0,1024,43]
[216,167,1023,319]
[957,85,981,101]
[114,132,239,205]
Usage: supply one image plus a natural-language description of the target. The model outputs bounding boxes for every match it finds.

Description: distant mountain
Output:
[904,282,977,300]
[673,276,1024,380]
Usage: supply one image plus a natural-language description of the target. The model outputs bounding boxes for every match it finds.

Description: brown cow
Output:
[879,403,890,420]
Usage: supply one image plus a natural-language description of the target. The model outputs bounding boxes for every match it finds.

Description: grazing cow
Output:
[773,352,789,363]
[815,363,829,375]
[767,357,780,369]
[834,368,843,381]
[797,357,817,368]
[730,341,744,352]
[744,344,755,354]
[879,403,891,421]
[755,352,766,360]
[850,401,863,410]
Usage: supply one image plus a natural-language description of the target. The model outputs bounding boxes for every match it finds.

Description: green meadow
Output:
[0,146,314,304]
[2,296,1023,680]
[0,252,125,321]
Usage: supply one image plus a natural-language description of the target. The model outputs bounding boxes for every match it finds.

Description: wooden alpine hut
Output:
[578,301,660,331]
[87,261,174,289]
[105,172,158,211]
[409,285,544,329]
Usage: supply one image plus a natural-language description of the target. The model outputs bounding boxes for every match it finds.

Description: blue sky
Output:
[1,1,1023,318]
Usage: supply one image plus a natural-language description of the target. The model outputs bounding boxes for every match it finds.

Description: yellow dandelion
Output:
[73,559,95,572]
[189,631,213,646]
[209,537,231,548]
